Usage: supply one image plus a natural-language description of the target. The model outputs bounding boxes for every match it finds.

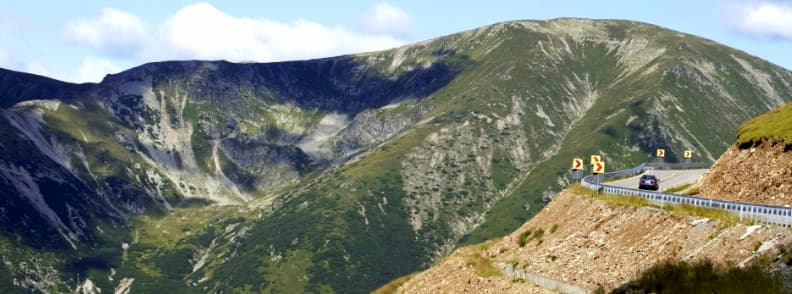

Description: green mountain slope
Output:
[0,18,791,293]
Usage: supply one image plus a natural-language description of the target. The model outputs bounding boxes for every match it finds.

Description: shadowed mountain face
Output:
[0,18,791,293]
[0,68,92,107]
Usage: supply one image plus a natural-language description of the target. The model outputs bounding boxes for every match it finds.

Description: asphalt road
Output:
[605,169,710,191]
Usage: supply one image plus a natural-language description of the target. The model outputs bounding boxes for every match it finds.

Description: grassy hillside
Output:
[737,101,792,146]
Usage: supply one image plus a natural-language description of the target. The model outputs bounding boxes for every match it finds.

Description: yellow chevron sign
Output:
[572,158,584,170]
[590,155,602,165]
[683,150,692,158]
[593,162,605,174]
[656,149,665,158]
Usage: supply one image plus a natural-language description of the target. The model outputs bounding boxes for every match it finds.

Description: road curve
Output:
[605,169,709,191]
[582,163,792,227]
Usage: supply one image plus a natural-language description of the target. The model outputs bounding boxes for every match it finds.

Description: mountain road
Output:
[605,169,710,191]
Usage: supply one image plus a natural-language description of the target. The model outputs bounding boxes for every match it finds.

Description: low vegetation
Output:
[518,230,532,247]
[737,101,792,146]
[463,252,502,278]
[664,203,739,225]
[568,184,740,225]
[614,259,785,294]
[684,186,700,196]
[371,272,419,294]
[662,183,693,194]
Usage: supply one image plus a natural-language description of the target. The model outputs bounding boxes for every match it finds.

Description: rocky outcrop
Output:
[700,139,792,206]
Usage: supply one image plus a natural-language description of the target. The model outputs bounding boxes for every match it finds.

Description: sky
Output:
[0,0,790,83]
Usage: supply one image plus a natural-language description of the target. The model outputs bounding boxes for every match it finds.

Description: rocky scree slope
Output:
[700,101,792,205]
[1,18,792,293]
[391,190,792,293]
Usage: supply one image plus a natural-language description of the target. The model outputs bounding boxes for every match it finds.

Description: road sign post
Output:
[655,148,665,164]
[571,158,584,181]
[683,149,693,164]
[592,161,605,195]
[590,155,601,166]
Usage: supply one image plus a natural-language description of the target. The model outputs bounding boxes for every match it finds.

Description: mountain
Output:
[1,18,791,293]
[0,68,92,108]
[388,100,792,294]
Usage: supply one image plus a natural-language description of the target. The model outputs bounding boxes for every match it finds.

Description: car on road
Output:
[639,174,659,190]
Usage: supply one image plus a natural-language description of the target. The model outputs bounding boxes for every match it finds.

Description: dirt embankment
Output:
[391,191,792,293]
[700,139,792,206]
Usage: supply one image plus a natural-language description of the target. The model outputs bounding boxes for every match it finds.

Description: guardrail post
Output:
[739,205,743,221]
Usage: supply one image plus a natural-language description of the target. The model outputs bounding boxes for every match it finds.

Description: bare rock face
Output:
[700,139,792,206]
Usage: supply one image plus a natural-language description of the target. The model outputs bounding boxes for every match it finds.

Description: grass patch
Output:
[615,259,785,294]
[517,230,532,247]
[463,252,502,278]
[517,228,549,247]
[663,203,739,225]
[737,101,792,146]
[532,229,545,240]
[685,187,701,196]
[663,183,693,194]
[372,272,419,294]
[596,193,652,208]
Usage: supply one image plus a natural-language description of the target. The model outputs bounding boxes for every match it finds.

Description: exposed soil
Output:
[394,191,792,293]
[700,139,792,206]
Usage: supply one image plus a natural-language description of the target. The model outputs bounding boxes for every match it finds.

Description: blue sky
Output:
[1,0,790,83]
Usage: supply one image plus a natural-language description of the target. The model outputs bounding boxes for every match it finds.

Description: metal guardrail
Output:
[581,162,792,227]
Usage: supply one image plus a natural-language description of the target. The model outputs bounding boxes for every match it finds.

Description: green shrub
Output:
[517,230,532,247]
[532,229,544,239]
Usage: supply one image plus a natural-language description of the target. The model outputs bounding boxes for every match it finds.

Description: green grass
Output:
[532,228,545,240]
[685,187,701,196]
[372,272,419,294]
[517,230,532,247]
[663,183,694,194]
[737,101,792,146]
[615,259,785,294]
[491,149,519,190]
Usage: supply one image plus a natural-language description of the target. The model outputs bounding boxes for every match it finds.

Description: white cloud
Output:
[74,57,121,83]
[17,57,120,83]
[57,2,411,82]
[725,1,792,39]
[64,8,147,57]
[159,2,406,62]
[360,2,412,37]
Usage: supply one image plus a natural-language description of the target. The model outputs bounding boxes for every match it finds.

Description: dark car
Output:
[639,174,659,190]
